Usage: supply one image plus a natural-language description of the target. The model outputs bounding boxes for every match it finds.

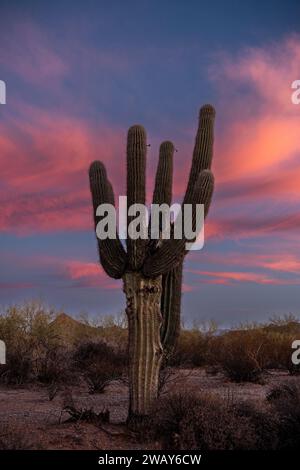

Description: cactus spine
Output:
[89,105,215,427]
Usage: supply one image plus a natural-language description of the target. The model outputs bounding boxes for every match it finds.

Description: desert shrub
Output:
[233,401,279,449]
[170,325,216,367]
[151,390,282,450]
[252,329,300,373]
[0,349,32,385]
[59,387,110,424]
[75,312,128,348]
[216,331,265,383]
[158,366,173,396]
[267,381,300,449]
[170,318,300,373]
[84,362,123,394]
[272,334,300,374]
[150,390,258,450]
[73,340,127,393]
[34,345,73,385]
[157,366,189,396]
[0,301,61,384]
[239,317,300,373]
[0,420,39,450]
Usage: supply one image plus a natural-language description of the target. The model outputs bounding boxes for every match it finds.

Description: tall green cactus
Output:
[89,105,215,427]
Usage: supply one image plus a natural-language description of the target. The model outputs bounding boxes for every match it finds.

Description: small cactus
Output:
[89,105,215,427]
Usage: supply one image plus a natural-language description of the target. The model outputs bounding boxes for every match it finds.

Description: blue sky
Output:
[0,0,300,326]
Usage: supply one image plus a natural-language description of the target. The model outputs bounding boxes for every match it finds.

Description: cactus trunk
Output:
[123,272,163,425]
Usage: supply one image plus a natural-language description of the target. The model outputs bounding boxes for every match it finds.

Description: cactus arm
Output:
[89,161,127,279]
[126,125,147,270]
[152,141,174,206]
[159,105,215,352]
[183,104,215,204]
[148,141,180,353]
[148,141,174,254]
[143,170,214,277]
[160,264,183,356]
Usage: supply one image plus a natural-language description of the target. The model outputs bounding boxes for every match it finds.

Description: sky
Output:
[0,0,300,326]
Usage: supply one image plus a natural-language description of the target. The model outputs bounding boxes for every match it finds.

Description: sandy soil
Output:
[0,369,298,450]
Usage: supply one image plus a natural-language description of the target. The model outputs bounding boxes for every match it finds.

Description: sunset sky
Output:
[0,0,299,326]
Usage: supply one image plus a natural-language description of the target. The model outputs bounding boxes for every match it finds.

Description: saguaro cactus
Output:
[89,105,215,427]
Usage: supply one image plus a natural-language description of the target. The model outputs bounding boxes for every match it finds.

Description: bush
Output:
[233,401,279,449]
[267,381,300,449]
[172,317,300,375]
[0,350,32,385]
[0,301,61,384]
[150,391,256,450]
[170,325,216,367]
[73,340,127,393]
[0,420,39,449]
[216,331,265,383]
[151,390,281,450]
[34,345,72,385]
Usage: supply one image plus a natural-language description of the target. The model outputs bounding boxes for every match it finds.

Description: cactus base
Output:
[123,272,163,422]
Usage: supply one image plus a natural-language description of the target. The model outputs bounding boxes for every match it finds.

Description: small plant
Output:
[169,327,215,367]
[233,401,279,450]
[84,362,123,394]
[35,345,72,384]
[63,404,110,424]
[60,387,109,424]
[267,381,300,449]
[0,420,38,450]
[217,331,264,383]
[73,340,126,393]
[151,390,281,450]
[150,390,256,450]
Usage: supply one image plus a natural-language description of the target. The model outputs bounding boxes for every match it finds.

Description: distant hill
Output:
[262,321,300,335]
[50,313,102,344]
[50,313,127,345]
[217,320,300,338]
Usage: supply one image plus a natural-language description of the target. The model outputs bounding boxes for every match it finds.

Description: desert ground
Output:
[0,368,299,450]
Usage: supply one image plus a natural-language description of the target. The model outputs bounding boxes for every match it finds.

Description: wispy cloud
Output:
[188,269,300,286]
[0,252,120,290]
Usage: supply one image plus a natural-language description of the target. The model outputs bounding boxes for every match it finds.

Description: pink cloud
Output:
[0,32,299,259]
[0,252,120,290]
[187,35,300,265]
[0,104,124,233]
[215,35,300,112]
[201,251,300,275]
[189,269,300,286]
[63,259,120,289]
[60,258,122,289]
[212,36,300,186]
[66,261,103,280]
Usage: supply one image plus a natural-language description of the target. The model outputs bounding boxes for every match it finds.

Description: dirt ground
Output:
[0,368,299,450]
